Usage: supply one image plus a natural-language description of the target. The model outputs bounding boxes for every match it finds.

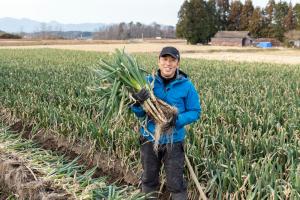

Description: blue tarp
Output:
[257,42,272,48]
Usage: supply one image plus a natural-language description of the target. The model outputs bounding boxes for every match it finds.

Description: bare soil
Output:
[0,108,139,186]
[1,39,300,64]
[9,121,140,185]
[0,107,196,199]
[0,108,179,199]
[0,150,72,200]
[0,187,17,200]
[0,38,185,46]
[182,50,300,65]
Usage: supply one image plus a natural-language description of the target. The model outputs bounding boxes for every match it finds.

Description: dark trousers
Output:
[140,136,187,198]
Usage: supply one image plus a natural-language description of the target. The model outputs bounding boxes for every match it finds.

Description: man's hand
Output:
[132,88,150,105]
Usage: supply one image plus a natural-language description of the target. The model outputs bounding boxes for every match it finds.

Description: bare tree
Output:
[93,22,175,40]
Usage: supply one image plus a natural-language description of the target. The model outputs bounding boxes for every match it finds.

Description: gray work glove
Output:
[132,88,150,105]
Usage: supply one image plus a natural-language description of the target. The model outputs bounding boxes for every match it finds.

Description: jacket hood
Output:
[176,69,188,79]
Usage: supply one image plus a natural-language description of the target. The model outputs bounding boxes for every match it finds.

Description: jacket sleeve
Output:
[130,104,146,118]
[175,83,201,129]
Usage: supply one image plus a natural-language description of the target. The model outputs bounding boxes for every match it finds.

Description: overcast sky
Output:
[1,0,299,26]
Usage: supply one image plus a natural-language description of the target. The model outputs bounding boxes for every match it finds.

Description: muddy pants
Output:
[140,136,187,200]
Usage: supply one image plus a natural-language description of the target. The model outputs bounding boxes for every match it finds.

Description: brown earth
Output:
[0,107,140,186]
[0,187,17,200]
[1,39,300,65]
[1,107,202,199]
[0,38,185,46]
[0,150,72,200]
[8,122,140,185]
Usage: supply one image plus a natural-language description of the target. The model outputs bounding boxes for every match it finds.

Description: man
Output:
[131,46,201,200]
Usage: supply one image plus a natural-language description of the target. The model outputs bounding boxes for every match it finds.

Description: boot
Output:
[142,185,159,200]
[171,191,187,200]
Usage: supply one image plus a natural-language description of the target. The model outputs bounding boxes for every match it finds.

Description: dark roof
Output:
[214,31,250,38]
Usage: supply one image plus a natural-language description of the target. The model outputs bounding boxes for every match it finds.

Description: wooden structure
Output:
[211,31,253,47]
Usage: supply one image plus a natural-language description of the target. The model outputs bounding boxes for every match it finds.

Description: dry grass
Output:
[1,39,300,64]
[182,50,300,65]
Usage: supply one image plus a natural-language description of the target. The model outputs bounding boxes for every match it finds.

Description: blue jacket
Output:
[131,69,201,144]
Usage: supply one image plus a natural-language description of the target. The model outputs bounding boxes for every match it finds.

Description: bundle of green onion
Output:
[93,49,177,150]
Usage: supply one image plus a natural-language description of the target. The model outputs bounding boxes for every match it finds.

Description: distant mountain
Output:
[0,17,106,33]
[26,31,94,39]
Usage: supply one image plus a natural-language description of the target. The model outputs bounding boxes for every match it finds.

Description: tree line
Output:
[0,30,22,39]
[93,22,175,40]
[176,0,300,44]
[20,22,176,40]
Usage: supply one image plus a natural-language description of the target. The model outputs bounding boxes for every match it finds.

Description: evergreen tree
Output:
[262,0,276,37]
[216,0,230,30]
[274,1,289,41]
[207,0,219,38]
[265,0,275,23]
[176,0,190,39]
[176,0,211,44]
[240,0,254,30]
[294,3,300,30]
[249,7,263,37]
[228,0,243,31]
[176,0,298,43]
[284,2,296,31]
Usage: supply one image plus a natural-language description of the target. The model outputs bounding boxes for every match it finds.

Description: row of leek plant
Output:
[0,125,146,200]
[1,49,300,198]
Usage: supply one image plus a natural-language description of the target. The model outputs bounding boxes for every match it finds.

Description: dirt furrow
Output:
[0,108,140,186]
[0,150,72,200]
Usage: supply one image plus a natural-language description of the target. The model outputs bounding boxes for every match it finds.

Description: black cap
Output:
[159,46,180,61]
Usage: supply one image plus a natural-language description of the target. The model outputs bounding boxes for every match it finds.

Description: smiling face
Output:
[158,55,179,79]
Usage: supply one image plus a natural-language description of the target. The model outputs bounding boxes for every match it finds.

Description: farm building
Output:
[211,31,253,47]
